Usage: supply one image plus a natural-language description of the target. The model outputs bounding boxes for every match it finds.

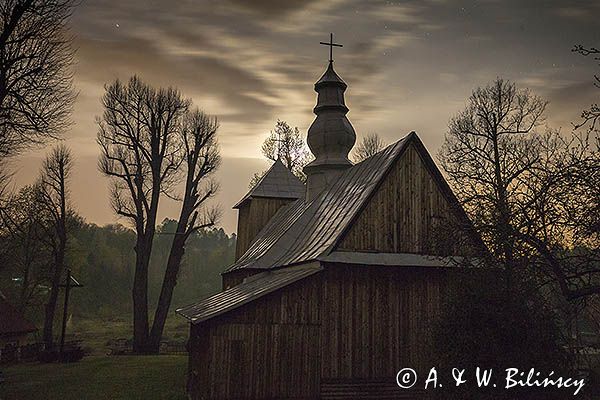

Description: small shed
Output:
[0,293,36,347]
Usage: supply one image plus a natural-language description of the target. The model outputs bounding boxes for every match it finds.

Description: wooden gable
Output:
[337,140,473,256]
[235,197,296,260]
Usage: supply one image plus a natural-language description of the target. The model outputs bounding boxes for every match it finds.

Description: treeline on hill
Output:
[0,217,235,321]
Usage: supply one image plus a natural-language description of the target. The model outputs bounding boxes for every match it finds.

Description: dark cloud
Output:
[11,0,600,233]
[75,35,276,123]
[224,0,320,16]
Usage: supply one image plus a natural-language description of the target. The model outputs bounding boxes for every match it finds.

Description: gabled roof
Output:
[233,159,305,209]
[226,131,478,274]
[176,263,322,324]
[178,132,481,325]
[227,133,411,272]
[0,293,36,336]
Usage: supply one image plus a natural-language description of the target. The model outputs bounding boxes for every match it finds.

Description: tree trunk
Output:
[132,234,151,353]
[19,258,31,311]
[42,246,64,349]
[491,133,514,290]
[148,217,189,353]
[42,275,60,348]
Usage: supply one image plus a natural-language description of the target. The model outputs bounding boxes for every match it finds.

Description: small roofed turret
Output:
[233,159,304,260]
[304,60,356,201]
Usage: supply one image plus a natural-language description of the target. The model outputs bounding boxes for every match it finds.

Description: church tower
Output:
[304,34,356,201]
[233,159,304,260]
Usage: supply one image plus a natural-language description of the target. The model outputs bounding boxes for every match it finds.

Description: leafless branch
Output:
[0,0,77,158]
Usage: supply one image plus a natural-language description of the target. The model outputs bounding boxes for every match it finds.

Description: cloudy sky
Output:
[10,0,600,233]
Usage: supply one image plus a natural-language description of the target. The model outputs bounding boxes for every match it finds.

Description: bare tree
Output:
[0,159,13,210]
[0,184,50,310]
[0,0,76,158]
[250,119,311,187]
[97,76,190,353]
[515,131,599,301]
[439,78,600,308]
[149,109,221,352]
[439,78,547,282]
[352,132,386,162]
[37,144,73,347]
[572,44,599,148]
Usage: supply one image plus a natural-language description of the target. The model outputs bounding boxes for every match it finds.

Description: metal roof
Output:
[177,131,482,325]
[226,133,413,272]
[233,159,305,209]
[315,61,347,89]
[176,263,322,324]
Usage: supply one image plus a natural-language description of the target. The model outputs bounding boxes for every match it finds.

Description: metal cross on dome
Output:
[320,33,343,63]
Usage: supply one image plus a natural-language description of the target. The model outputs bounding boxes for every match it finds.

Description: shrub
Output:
[431,276,574,399]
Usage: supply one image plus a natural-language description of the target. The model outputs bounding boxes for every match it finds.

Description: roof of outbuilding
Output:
[233,159,305,209]
[0,292,37,336]
[226,132,413,272]
[176,263,322,324]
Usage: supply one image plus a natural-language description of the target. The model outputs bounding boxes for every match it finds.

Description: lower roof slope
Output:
[177,264,322,324]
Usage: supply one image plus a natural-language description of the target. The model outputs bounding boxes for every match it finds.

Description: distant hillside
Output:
[0,218,236,321]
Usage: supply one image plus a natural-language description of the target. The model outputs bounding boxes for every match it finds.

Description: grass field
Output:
[0,355,188,400]
[37,315,190,356]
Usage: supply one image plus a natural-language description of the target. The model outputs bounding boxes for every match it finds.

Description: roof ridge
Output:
[233,159,305,209]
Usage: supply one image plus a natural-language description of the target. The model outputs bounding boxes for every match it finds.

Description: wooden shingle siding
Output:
[337,142,467,255]
[235,197,295,260]
[215,273,321,326]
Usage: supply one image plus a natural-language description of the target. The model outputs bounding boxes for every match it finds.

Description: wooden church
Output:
[177,40,480,400]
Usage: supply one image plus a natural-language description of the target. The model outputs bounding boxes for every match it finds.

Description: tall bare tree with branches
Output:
[98,76,189,353]
[0,0,76,158]
[439,78,600,317]
[439,78,547,282]
[149,109,221,352]
[572,45,599,134]
[37,144,73,347]
[250,119,311,188]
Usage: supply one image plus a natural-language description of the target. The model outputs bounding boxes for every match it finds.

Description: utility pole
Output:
[59,269,71,355]
[58,269,82,356]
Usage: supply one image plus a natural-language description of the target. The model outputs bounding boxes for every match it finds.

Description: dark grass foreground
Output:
[0,355,187,400]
